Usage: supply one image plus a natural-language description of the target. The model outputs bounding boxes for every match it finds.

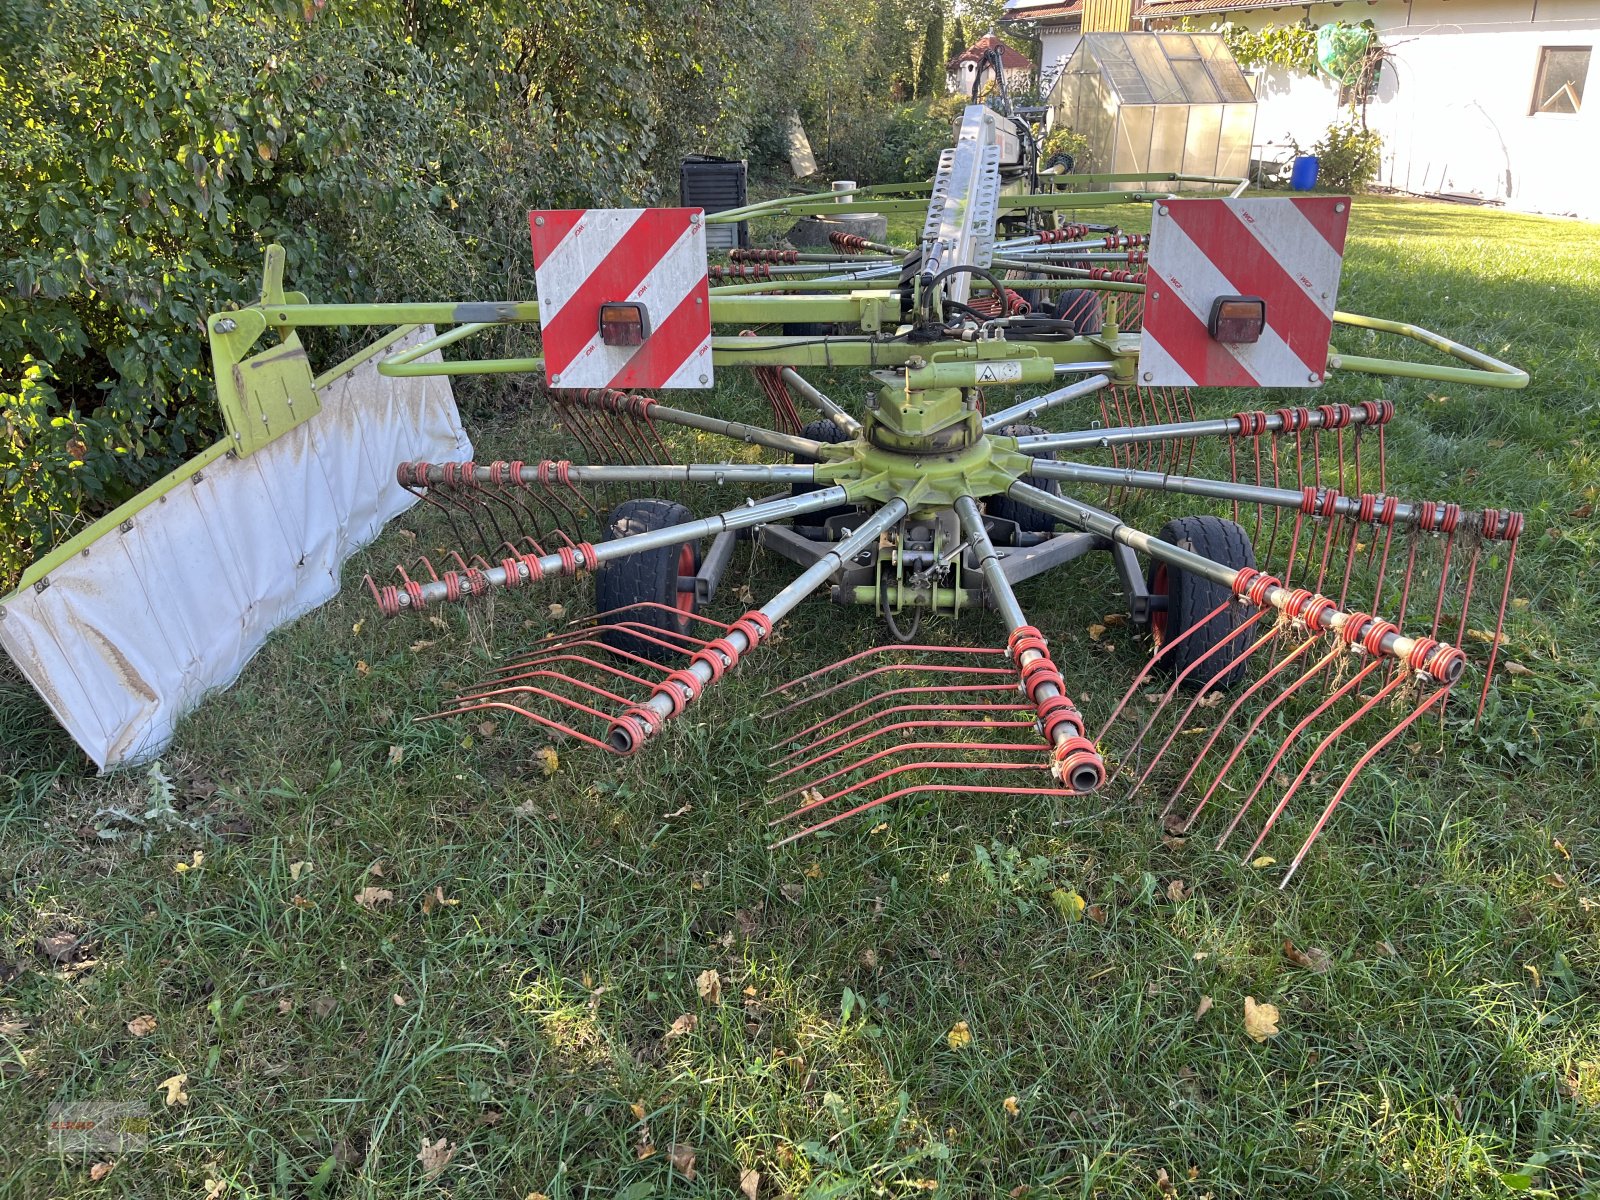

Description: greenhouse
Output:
[1047,32,1257,184]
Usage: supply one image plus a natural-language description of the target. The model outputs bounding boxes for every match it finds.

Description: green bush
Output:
[1307,118,1384,192]
[0,0,800,590]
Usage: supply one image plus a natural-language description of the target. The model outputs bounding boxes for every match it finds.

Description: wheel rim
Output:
[674,545,697,619]
[1150,563,1169,646]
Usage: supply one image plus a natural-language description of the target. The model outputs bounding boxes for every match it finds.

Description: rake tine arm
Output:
[953,495,1105,792]
[556,388,830,458]
[1015,401,1395,456]
[981,375,1111,433]
[1006,483,1471,687]
[372,487,855,615]
[604,498,912,755]
[399,460,818,488]
[778,369,863,435]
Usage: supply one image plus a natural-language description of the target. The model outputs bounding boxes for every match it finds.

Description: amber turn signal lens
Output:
[599,302,650,347]
[1207,296,1265,344]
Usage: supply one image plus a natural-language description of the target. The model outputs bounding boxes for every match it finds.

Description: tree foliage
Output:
[1,0,965,588]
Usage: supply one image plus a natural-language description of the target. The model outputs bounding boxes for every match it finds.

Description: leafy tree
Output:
[947,15,968,61]
[916,12,946,98]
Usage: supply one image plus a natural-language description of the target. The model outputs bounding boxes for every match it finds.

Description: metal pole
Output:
[609,499,910,751]
[982,375,1110,432]
[639,402,828,458]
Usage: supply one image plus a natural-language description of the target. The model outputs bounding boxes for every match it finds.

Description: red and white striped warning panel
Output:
[529,207,713,390]
[1141,197,1351,389]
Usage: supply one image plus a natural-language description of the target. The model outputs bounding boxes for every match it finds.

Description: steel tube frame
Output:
[779,368,864,435]
[1016,404,1381,453]
[405,462,818,487]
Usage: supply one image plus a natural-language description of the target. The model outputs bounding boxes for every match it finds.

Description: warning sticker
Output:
[975,361,1025,384]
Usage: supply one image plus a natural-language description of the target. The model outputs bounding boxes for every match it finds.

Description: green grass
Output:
[3,197,1599,1199]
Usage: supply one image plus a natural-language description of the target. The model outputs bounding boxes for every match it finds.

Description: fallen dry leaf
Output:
[1511,597,1531,610]
[779,882,805,903]
[386,744,404,766]
[417,1136,456,1180]
[126,1014,157,1037]
[666,1143,696,1180]
[289,860,313,883]
[665,1013,698,1040]
[173,849,204,874]
[1194,995,1213,1020]
[696,969,722,1005]
[477,720,498,738]
[89,1161,115,1181]
[421,885,460,915]
[392,993,408,1007]
[1102,613,1128,627]
[1503,661,1534,677]
[1250,856,1277,869]
[39,933,81,964]
[1156,1168,1177,1198]
[355,660,370,676]
[354,887,395,910]
[740,1167,761,1199]
[548,602,567,619]
[870,822,889,835]
[159,1072,189,1107]
[1086,904,1108,924]
[1243,996,1280,1042]
[538,746,560,776]
[1003,1095,1021,1116]
[408,639,435,653]
[1543,872,1568,890]
[428,614,448,631]
[1465,628,1505,646]
[946,1020,973,1050]
[1166,879,1189,903]
[277,996,294,1015]
[1283,939,1331,974]
[1554,839,1571,860]
[1087,623,1107,641]
[662,803,692,819]
[804,861,823,880]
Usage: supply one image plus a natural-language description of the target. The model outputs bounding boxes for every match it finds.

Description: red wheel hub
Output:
[1150,563,1169,645]
[674,545,697,616]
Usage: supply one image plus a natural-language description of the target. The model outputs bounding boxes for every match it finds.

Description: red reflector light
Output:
[1207,295,1266,344]
[599,302,650,347]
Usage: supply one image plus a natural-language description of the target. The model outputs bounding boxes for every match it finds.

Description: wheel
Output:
[985,423,1061,535]
[595,498,702,663]
[1051,289,1103,335]
[1147,515,1257,691]
[791,417,852,524]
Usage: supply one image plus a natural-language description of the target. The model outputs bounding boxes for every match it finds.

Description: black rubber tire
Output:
[791,417,852,523]
[985,423,1061,535]
[1147,515,1257,691]
[595,498,702,663]
[1051,288,1104,335]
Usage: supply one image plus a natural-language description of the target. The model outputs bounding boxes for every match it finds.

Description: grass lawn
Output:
[2,196,1599,1199]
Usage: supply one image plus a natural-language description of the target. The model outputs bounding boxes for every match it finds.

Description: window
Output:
[1531,46,1590,115]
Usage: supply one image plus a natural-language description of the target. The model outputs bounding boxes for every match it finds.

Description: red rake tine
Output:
[1159,630,1321,823]
[776,682,1020,752]
[1133,615,1290,798]
[1214,656,1387,850]
[775,699,1031,766]
[1243,667,1411,861]
[764,644,1008,699]
[766,662,1016,720]
[416,699,619,753]
[1182,639,1345,833]
[770,755,1058,830]
[770,718,1041,788]
[1096,596,1238,740]
[1279,684,1452,886]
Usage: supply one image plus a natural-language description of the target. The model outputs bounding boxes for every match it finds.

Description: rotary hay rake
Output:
[202,103,1529,884]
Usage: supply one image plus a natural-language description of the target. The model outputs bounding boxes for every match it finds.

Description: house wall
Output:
[1224,0,1599,218]
[1039,26,1084,92]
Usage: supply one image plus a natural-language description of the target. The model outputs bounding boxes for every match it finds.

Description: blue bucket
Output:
[1290,155,1320,190]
